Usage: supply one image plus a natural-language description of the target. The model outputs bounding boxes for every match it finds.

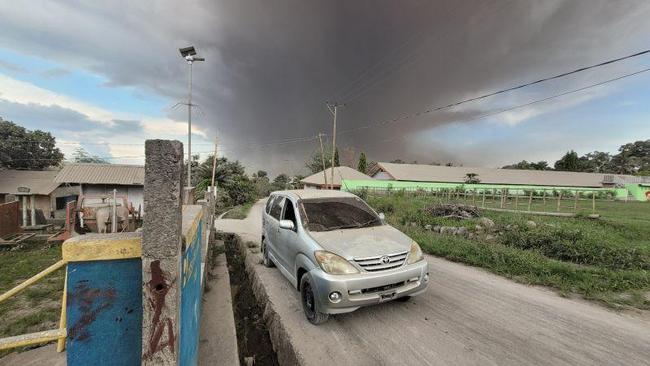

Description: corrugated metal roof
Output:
[373,162,636,188]
[301,166,373,187]
[54,163,144,185]
[0,169,60,195]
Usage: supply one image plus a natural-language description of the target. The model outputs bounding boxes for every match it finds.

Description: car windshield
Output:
[300,197,381,232]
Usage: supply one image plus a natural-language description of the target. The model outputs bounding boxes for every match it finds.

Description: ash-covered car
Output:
[261,189,429,324]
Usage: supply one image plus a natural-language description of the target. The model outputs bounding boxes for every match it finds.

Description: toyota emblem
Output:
[380,255,391,264]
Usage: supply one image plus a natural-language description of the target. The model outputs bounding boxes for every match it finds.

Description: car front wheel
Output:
[262,238,274,268]
[300,274,328,325]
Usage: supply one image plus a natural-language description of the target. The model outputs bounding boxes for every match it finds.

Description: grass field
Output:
[0,240,64,356]
[366,193,650,310]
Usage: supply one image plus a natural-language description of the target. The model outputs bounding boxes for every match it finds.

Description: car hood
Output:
[308,225,412,259]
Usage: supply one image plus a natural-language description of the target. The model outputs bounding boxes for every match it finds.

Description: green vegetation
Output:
[222,202,254,220]
[0,240,64,356]
[503,139,650,175]
[366,193,650,309]
[0,118,64,170]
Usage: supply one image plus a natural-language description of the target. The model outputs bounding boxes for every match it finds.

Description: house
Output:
[368,162,641,188]
[54,163,145,210]
[301,166,374,190]
[350,162,650,201]
[0,169,74,224]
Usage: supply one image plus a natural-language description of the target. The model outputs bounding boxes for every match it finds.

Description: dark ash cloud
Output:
[1,0,649,174]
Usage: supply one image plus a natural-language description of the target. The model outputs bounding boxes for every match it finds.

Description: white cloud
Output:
[141,117,206,139]
[0,74,115,124]
[497,86,611,126]
[0,73,212,163]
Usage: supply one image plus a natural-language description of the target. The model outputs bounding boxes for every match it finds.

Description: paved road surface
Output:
[215,199,650,366]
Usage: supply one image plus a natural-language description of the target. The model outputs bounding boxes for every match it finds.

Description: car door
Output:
[263,195,276,240]
[276,197,302,283]
[267,195,285,265]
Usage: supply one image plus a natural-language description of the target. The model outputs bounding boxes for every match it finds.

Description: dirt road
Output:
[215,200,650,366]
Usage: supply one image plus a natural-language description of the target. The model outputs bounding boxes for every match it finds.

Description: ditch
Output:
[223,234,279,366]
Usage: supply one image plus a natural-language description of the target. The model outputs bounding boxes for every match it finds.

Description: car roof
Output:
[270,189,358,200]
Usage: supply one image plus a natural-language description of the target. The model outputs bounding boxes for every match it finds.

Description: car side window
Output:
[282,199,297,229]
[270,196,285,220]
[265,196,275,214]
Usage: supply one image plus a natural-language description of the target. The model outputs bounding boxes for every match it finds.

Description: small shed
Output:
[301,166,374,190]
[54,163,145,210]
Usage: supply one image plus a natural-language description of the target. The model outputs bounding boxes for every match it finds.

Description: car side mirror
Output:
[378,213,385,222]
[279,220,295,231]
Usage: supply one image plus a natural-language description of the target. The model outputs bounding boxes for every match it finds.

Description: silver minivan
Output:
[261,189,429,324]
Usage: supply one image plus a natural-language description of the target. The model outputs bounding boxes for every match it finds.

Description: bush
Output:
[500,227,650,270]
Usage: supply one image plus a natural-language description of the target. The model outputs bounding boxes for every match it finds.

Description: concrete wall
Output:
[626,184,650,201]
[57,140,216,366]
[179,205,204,366]
[62,233,143,365]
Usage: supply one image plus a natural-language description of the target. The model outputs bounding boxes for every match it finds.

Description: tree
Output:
[390,159,406,164]
[357,152,367,174]
[272,173,290,191]
[0,118,64,170]
[502,160,550,170]
[289,174,305,189]
[252,170,271,197]
[578,151,611,173]
[554,150,580,171]
[609,140,650,174]
[334,148,340,167]
[71,147,109,164]
[464,173,481,184]
[193,155,257,206]
[306,150,334,174]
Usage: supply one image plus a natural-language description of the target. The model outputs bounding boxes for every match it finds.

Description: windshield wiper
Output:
[324,223,360,231]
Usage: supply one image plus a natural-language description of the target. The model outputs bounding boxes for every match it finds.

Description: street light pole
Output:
[187,60,193,188]
[179,46,205,189]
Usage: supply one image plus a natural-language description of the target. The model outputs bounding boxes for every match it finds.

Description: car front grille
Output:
[353,250,408,272]
[360,281,405,294]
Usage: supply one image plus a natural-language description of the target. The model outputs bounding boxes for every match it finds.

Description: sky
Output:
[1,0,649,176]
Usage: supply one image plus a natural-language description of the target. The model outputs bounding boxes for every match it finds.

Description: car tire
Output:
[396,296,411,302]
[262,238,274,268]
[300,275,329,325]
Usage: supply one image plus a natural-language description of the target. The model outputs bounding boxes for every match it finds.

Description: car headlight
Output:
[406,241,423,264]
[314,250,359,275]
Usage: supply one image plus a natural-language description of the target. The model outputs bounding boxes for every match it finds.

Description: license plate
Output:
[379,292,396,302]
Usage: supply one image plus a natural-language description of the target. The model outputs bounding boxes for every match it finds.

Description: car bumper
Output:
[309,259,429,314]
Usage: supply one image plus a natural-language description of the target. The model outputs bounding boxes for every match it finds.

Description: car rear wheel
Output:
[300,275,328,325]
[262,238,274,268]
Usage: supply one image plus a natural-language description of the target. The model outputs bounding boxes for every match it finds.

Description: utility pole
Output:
[326,102,343,190]
[317,133,328,188]
[211,137,218,199]
[179,46,205,188]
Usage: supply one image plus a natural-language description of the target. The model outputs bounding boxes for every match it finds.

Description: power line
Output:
[335,66,650,147]
[331,49,650,136]
[468,67,650,121]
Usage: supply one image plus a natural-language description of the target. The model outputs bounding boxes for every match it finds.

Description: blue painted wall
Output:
[66,259,142,365]
[180,221,203,366]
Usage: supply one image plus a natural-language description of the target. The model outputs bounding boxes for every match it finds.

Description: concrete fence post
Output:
[142,140,184,365]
